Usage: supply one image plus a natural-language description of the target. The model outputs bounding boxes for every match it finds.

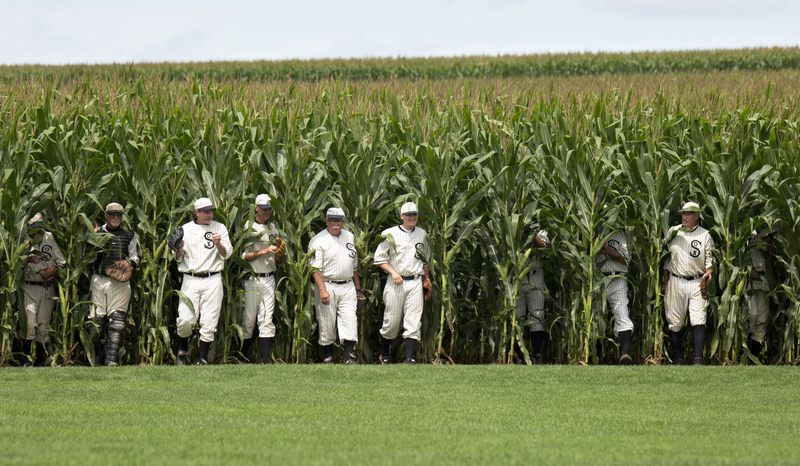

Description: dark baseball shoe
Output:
[23,359,33,368]
[323,356,335,364]
[196,358,209,366]
[404,358,416,365]
[693,357,703,366]
[675,359,684,366]
[619,354,633,365]
[176,350,188,366]
[379,354,391,365]
[533,356,543,365]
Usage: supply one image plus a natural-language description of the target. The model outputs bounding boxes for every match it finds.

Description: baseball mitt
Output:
[105,260,133,282]
[37,266,59,286]
[356,288,366,316]
[168,226,184,252]
[423,278,433,301]
[699,275,710,300]
[274,237,286,259]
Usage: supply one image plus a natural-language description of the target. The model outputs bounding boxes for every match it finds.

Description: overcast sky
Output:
[2,0,799,65]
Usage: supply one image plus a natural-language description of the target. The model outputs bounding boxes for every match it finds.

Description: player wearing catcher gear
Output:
[663,202,714,366]
[21,213,66,367]
[744,232,777,364]
[374,201,431,364]
[309,207,363,364]
[171,197,233,365]
[516,222,549,364]
[241,194,284,364]
[89,203,140,366]
[595,231,634,365]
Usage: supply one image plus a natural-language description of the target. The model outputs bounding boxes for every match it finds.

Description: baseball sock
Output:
[179,337,189,353]
[199,341,211,362]
[670,331,683,363]
[619,330,632,356]
[241,338,253,358]
[749,337,762,358]
[323,345,334,361]
[531,331,543,357]
[405,338,416,361]
[693,326,705,360]
[595,340,603,363]
[35,342,46,365]
[344,340,356,361]
[259,337,273,364]
[382,338,392,359]
[23,340,32,360]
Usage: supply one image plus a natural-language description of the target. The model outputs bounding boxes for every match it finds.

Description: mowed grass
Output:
[1,366,798,465]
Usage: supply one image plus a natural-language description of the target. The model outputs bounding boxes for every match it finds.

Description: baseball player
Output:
[169,197,233,365]
[308,207,363,364]
[241,194,285,364]
[594,230,634,365]
[662,202,714,366]
[516,222,549,365]
[374,201,431,364]
[21,213,65,367]
[89,203,140,366]
[744,232,777,364]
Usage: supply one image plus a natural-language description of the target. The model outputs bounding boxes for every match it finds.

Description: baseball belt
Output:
[184,271,220,278]
[325,279,352,285]
[401,275,422,280]
[253,272,275,278]
[25,281,47,287]
[602,272,626,277]
[671,272,703,281]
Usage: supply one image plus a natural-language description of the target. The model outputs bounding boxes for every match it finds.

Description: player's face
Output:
[326,218,344,236]
[401,213,418,229]
[681,211,699,228]
[196,209,214,225]
[256,206,272,223]
[105,212,123,229]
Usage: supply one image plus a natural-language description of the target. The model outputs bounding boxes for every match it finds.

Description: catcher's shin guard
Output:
[92,316,106,367]
[104,311,126,366]
[259,337,273,364]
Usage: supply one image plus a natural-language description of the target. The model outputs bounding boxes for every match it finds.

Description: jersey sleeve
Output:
[351,234,359,271]
[704,232,714,270]
[309,236,323,271]
[617,236,629,260]
[219,225,233,260]
[242,223,258,260]
[129,233,140,267]
[373,234,391,265]
[51,236,66,267]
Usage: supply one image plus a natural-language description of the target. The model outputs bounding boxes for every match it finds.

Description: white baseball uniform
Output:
[664,225,714,332]
[242,220,280,339]
[374,225,430,341]
[90,224,140,318]
[174,220,233,342]
[746,246,770,342]
[309,228,358,346]
[22,232,65,342]
[516,229,549,332]
[595,231,634,336]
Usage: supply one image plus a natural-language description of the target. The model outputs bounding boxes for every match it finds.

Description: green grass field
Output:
[1,366,798,465]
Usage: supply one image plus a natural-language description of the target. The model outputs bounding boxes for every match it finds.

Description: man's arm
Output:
[313,270,330,305]
[379,263,403,285]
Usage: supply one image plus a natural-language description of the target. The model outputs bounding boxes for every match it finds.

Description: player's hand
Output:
[263,245,278,255]
[92,220,99,233]
[28,254,41,264]
[211,233,221,245]
[320,288,330,305]
[390,271,403,285]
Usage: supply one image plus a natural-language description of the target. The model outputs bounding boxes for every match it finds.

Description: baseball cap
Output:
[326,207,345,219]
[194,197,215,211]
[400,202,418,215]
[678,202,701,213]
[255,194,272,209]
[106,202,124,214]
[27,212,44,227]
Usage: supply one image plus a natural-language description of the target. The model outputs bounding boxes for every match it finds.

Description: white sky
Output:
[2,0,799,65]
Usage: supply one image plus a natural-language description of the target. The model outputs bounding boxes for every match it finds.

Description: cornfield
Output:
[1,64,799,366]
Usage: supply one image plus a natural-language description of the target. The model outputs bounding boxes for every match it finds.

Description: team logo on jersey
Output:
[346,243,356,258]
[690,240,701,258]
[269,234,277,242]
[204,232,215,249]
[41,245,53,261]
[607,240,620,252]
[414,242,425,260]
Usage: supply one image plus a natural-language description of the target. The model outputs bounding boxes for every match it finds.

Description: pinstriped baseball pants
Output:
[177,275,223,343]
[747,289,768,342]
[314,281,358,346]
[242,276,276,339]
[23,282,56,342]
[600,276,634,336]
[516,270,546,332]
[90,274,131,318]
[380,277,423,341]
[665,275,706,332]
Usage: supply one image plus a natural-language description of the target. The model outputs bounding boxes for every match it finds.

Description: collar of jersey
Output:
[398,225,415,233]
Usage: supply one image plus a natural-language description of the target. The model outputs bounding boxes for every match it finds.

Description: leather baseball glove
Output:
[423,278,433,301]
[168,226,184,252]
[37,266,59,286]
[699,275,710,300]
[274,237,286,260]
[106,260,133,282]
[356,288,366,316]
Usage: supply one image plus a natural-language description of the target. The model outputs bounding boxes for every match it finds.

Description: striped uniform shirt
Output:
[522,229,549,285]
[664,225,714,277]
[309,229,358,280]
[373,225,429,275]
[25,232,66,281]
[596,231,628,274]
[242,220,280,274]
[174,220,233,272]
